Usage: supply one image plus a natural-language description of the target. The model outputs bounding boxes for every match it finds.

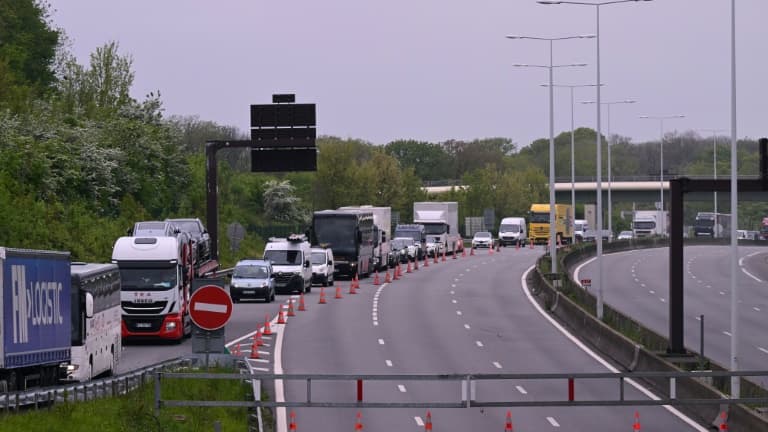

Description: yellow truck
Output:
[528,204,574,245]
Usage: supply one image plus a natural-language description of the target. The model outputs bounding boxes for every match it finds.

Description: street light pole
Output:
[699,129,726,214]
[508,34,591,277]
[639,114,685,235]
[538,0,652,320]
[581,99,636,238]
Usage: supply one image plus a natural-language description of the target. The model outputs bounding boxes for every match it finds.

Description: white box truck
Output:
[339,205,393,271]
[632,210,667,238]
[413,202,463,256]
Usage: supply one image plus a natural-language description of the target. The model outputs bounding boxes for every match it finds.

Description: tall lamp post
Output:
[538,0,652,320]
[541,83,602,217]
[699,129,726,214]
[582,99,636,238]
[507,34,592,277]
[639,114,685,234]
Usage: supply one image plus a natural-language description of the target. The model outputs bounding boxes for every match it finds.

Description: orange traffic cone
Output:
[633,411,641,431]
[423,253,429,267]
[298,293,306,311]
[254,330,264,347]
[393,265,400,280]
[719,411,728,430]
[505,410,513,431]
[453,246,457,259]
[287,299,296,317]
[406,260,412,273]
[424,410,433,431]
[319,286,327,304]
[384,269,391,283]
[442,248,447,262]
[373,271,380,285]
[433,252,439,264]
[354,411,363,431]
[263,314,273,335]
[335,284,343,299]
[277,309,286,324]
[461,247,466,257]
[289,410,297,431]
[349,279,357,294]
[232,343,241,357]
[249,338,259,359]
[353,274,360,289]
[489,245,494,255]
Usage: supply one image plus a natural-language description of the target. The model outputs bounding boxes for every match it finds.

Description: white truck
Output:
[632,210,667,238]
[112,235,218,341]
[498,217,527,247]
[574,219,589,242]
[413,202,463,257]
[339,205,393,271]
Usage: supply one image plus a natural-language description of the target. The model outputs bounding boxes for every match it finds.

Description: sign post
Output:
[581,278,592,291]
[190,280,232,368]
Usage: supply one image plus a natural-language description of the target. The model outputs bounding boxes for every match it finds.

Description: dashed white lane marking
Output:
[397,384,407,393]
[723,331,732,337]
[450,290,455,294]
[459,273,464,277]
[719,291,726,296]
[451,299,457,304]
[414,417,424,426]
[464,324,471,330]
[516,385,528,394]
[252,358,270,364]
[706,285,712,289]
[640,283,646,288]
[251,367,270,372]
[456,310,463,316]
[634,278,640,283]
[476,341,484,348]
[660,298,666,303]
[649,290,655,295]
[378,339,385,345]
[385,360,393,367]
[695,316,701,321]
[758,347,768,355]
[547,417,561,427]
[493,361,502,369]
[454,278,460,282]
[754,307,762,312]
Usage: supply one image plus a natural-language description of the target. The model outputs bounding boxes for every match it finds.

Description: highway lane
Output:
[275,247,705,431]
[576,245,768,375]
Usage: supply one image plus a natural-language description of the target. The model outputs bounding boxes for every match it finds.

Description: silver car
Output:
[230,259,275,303]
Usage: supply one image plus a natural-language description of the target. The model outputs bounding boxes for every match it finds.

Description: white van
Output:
[498,217,527,247]
[263,234,313,294]
[574,219,589,242]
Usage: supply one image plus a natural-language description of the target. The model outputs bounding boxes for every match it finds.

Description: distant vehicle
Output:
[310,247,335,287]
[391,237,419,262]
[230,259,275,303]
[632,210,667,238]
[528,204,574,244]
[263,235,312,294]
[693,212,731,238]
[311,209,374,278]
[394,224,426,260]
[574,219,589,242]
[130,221,179,237]
[413,202,463,257]
[472,231,494,249]
[761,217,768,240]
[166,218,212,262]
[498,217,527,247]
[338,206,393,272]
[583,229,613,242]
[617,230,634,240]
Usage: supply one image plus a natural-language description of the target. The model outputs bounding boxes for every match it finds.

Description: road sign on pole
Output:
[581,279,592,290]
[189,285,233,331]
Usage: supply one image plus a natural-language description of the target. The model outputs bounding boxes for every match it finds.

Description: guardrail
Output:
[0,358,191,413]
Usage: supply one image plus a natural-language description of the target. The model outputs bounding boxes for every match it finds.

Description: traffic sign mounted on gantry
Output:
[189,285,233,331]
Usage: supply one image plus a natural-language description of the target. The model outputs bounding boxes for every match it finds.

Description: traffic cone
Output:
[424,410,433,431]
[461,247,466,258]
[373,271,380,285]
[434,253,439,264]
[287,299,296,317]
[232,343,241,357]
[406,260,412,273]
[719,411,728,430]
[489,244,494,255]
[289,410,297,431]
[470,247,475,256]
[249,338,259,359]
[354,411,363,431]
[319,286,327,304]
[349,279,357,294]
[335,284,343,299]
[442,248,447,262]
[384,269,391,283]
[393,265,400,280]
[423,253,429,267]
[254,330,263,347]
[298,293,307,311]
[277,309,286,324]
[353,274,360,289]
[263,314,273,335]
[505,410,513,431]
[633,410,641,431]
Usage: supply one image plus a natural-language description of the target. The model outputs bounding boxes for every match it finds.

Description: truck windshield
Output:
[423,223,447,235]
[264,250,302,266]
[500,224,519,232]
[634,221,656,230]
[119,267,177,291]
[313,217,356,252]
[529,212,549,223]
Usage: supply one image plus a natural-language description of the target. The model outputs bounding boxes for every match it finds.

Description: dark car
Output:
[166,218,212,262]
[230,259,275,303]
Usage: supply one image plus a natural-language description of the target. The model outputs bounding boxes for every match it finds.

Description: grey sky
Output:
[49,1,767,148]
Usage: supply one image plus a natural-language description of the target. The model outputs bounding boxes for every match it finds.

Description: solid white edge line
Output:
[414,416,424,426]
[546,416,560,427]
[521,265,707,432]
[275,321,287,432]
[739,251,764,283]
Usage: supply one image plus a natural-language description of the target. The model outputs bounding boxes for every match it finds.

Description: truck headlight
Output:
[165,321,177,331]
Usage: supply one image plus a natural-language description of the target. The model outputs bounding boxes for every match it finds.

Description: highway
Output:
[576,245,768,374]
[246,248,705,431]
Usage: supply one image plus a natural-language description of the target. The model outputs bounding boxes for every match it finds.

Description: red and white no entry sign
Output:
[189,285,233,331]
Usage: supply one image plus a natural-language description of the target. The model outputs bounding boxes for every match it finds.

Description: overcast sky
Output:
[49,1,767,148]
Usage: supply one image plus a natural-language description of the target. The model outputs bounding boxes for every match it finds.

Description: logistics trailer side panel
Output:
[1,248,71,380]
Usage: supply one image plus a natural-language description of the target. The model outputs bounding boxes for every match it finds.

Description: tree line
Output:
[1,1,765,266]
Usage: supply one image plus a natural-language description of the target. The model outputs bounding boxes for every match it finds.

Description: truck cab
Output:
[264,235,312,294]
